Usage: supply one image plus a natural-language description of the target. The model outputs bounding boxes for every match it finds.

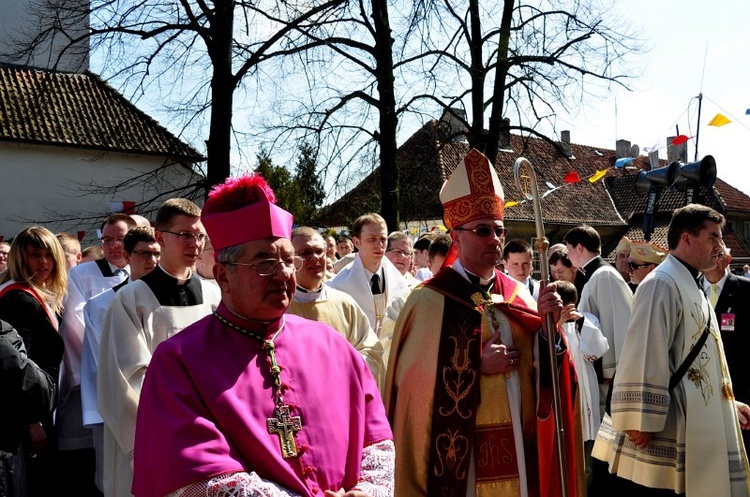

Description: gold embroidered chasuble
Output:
[385,265,582,497]
[593,255,750,496]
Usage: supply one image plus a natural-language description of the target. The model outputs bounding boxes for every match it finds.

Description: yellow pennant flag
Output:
[505,201,520,208]
[588,169,608,183]
[708,113,731,127]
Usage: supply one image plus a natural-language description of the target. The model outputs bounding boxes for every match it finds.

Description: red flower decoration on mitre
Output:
[207,174,277,212]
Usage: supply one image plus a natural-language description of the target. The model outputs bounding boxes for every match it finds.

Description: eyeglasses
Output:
[226,258,303,276]
[295,248,327,260]
[454,226,508,238]
[100,237,125,245]
[627,261,654,271]
[131,250,160,259]
[161,230,208,243]
[386,248,413,257]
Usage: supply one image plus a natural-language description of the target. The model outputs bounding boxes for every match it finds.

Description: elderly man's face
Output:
[216,237,295,321]
[385,238,413,275]
[0,243,10,272]
[616,250,630,275]
[626,258,656,284]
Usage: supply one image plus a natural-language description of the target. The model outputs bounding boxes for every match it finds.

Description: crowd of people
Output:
[1,148,749,496]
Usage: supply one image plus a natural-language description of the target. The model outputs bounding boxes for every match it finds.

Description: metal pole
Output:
[514,157,568,497]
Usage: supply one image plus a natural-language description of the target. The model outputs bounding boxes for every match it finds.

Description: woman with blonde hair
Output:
[0,226,66,496]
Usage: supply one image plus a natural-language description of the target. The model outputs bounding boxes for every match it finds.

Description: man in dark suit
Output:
[703,247,750,450]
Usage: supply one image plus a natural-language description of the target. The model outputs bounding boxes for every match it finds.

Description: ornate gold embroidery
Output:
[439,335,477,419]
[434,429,470,479]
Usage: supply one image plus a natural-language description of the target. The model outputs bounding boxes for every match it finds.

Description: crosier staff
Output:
[514,157,568,497]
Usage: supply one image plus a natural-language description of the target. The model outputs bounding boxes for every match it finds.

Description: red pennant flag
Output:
[672,135,689,145]
[564,171,580,183]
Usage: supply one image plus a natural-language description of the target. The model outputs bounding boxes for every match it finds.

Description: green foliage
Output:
[254,144,325,226]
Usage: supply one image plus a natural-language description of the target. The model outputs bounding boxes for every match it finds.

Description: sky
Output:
[545,0,750,195]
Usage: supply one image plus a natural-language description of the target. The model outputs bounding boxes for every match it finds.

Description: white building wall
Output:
[0,142,203,243]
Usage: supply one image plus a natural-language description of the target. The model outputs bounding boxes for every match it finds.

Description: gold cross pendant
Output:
[267,404,302,458]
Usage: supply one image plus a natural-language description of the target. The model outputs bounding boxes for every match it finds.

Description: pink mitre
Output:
[201,174,294,253]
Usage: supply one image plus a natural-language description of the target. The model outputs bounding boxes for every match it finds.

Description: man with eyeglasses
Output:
[626,241,666,286]
[385,149,582,497]
[287,226,384,386]
[56,212,136,496]
[385,231,419,288]
[98,199,220,497]
[132,174,393,497]
[78,226,160,492]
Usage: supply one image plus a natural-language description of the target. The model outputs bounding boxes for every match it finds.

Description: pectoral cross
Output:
[267,403,302,458]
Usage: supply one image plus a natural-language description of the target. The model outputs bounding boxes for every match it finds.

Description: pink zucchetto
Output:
[201,174,293,252]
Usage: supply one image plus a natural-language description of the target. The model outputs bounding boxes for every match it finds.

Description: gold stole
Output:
[475,292,538,497]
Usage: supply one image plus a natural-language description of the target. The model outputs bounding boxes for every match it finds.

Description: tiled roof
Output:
[321,120,627,227]
[0,64,202,161]
[713,178,750,212]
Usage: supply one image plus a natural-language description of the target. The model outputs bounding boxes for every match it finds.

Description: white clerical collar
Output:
[453,260,495,286]
[294,284,324,303]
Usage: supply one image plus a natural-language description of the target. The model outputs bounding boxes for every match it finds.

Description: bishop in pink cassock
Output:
[133,175,394,497]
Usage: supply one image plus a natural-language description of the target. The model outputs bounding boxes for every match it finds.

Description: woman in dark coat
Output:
[0,227,67,496]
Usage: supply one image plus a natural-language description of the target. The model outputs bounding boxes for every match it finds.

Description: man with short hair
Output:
[503,238,539,300]
[328,213,409,339]
[593,204,750,495]
[132,174,394,496]
[56,232,82,271]
[564,225,632,399]
[0,241,9,274]
[57,212,136,495]
[412,233,434,281]
[288,226,384,385]
[97,199,220,497]
[702,245,750,451]
[336,235,354,259]
[80,226,160,492]
[386,149,582,497]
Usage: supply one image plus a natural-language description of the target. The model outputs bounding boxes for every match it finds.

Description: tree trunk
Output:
[371,0,399,230]
[484,0,515,165]
[467,0,485,150]
[205,0,235,195]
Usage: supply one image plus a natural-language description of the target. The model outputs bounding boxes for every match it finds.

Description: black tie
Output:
[114,268,128,278]
[370,273,382,295]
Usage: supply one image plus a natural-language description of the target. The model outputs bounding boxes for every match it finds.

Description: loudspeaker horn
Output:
[673,155,717,191]
[635,162,677,196]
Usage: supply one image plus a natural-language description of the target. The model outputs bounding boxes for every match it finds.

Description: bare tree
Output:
[403,0,641,162]
[8,0,347,192]
[267,0,640,229]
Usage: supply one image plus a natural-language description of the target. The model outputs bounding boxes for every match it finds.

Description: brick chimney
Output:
[439,108,468,143]
[666,136,688,163]
[560,130,571,157]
